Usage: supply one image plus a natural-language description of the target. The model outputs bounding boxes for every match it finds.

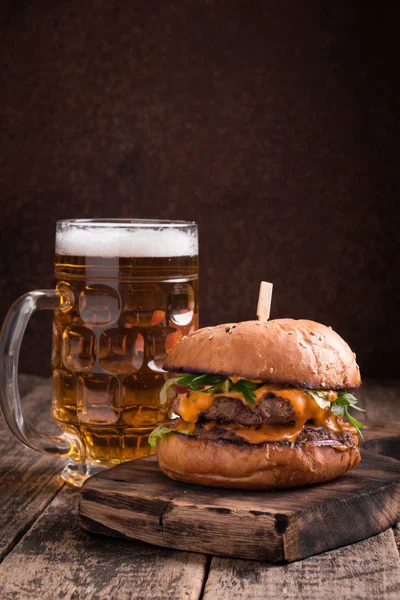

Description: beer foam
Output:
[56,225,198,258]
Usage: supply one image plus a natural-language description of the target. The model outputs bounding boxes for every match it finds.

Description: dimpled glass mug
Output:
[0,219,199,485]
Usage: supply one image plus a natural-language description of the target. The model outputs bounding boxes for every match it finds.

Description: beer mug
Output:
[0,219,199,485]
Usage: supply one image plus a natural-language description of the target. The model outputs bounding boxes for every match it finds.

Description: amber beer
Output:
[52,221,198,468]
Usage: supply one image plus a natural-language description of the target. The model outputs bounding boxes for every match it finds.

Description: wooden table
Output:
[0,376,400,599]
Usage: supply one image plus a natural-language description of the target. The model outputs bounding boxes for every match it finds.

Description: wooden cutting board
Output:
[79,441,400,563]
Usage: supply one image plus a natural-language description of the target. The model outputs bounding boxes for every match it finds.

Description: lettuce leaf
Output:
[331,391,365,437]
[148,425,190,447]
[159,377,181,406]
[176,373,260,406]
[307,390,331,410]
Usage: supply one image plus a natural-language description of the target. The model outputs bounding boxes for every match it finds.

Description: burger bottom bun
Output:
[156,433,361,490]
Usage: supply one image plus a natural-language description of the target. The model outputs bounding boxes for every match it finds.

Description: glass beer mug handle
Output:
[0,290,79,458]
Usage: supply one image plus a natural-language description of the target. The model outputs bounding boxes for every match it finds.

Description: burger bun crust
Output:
[156,432,361,490]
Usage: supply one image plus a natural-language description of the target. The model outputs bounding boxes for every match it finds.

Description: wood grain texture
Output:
[0,486,208,600]
[80,447,400,562]
[363,436,400,460]
[0,375,63,561]
[202,529,400,600]
[394,522,400,557]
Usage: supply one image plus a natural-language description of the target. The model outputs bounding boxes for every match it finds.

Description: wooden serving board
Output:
[79,442,400,563]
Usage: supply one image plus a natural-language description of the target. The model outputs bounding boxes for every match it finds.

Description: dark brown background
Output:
[1,0,399,378]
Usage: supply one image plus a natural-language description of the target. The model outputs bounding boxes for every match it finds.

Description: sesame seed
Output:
[328,326,332,329]
[255,321,261,326]
[270,367,274,373]
[209,334,214,340]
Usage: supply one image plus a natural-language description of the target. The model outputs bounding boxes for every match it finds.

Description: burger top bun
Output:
[163,319,361,389]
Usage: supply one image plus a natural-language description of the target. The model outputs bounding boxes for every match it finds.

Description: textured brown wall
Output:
[1,1,399,378]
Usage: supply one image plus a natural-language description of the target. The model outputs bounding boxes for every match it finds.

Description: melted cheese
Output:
[169,417,358,451]
[175,391,219,423]
[172,420,196,435]
[201,421,357,448]
[175,385,337,426]
[202,420,304,443]
[172,384,354,449]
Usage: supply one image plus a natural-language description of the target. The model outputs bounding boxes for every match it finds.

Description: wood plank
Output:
[362,421,400,443]
[0,486,208,600]
[80,449,400,562]
[0,375,64,561]
[203,529,400,600]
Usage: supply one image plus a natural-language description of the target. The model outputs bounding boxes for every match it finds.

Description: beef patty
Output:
[188,423,357,448]
[173,394,296,426]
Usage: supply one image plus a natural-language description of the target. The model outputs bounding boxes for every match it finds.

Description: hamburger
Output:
[149,319,364,490]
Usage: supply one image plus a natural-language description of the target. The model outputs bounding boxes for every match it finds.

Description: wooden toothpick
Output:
[257,281,273,322]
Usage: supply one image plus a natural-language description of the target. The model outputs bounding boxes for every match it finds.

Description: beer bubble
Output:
[56,224,198,258]
[62,325,96,371]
